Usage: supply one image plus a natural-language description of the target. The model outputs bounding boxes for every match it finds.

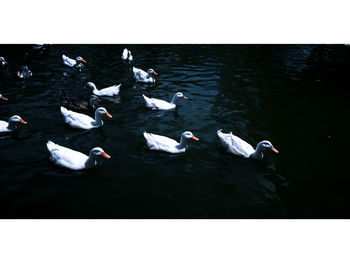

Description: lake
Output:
[0,44,349,218]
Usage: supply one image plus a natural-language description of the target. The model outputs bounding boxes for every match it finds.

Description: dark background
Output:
[0,44,349,218]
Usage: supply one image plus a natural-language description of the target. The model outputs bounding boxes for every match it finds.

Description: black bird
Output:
[17,65,32,79]
[59,91,101,111]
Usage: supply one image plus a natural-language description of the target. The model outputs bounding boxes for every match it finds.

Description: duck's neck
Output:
[177,135,188,150]
[92,112,103,127]
[250,142,264,160]
[92,86,98,92]
[85,152,97,168]
[171,95,179,104]
[147,73,154,80]
[7,121,18,131]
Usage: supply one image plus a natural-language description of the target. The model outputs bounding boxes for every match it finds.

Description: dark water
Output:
[0,44,349,218]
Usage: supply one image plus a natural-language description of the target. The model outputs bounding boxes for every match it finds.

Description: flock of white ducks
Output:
[0,47,279,170]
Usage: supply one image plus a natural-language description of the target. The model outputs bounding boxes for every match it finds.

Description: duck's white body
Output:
[121,48,133,62]
[133,67,157,83]
[62,55,77,67]
[47,141,92,170]
[142,92,187,110]
[217,129,279,160]
[60,106,111,130]
[46,141,110,170]
[217,129,255,158]
[0,120,13,132]
[142,95,175,110]
[87,82,120,96]
[143,131,199,154]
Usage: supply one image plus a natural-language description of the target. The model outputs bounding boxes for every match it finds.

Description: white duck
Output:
[62,54,87,68]
[61,106,112,130]
[143,131,199,154]
[0,93,8,101]
[142,92,188,110]
[217,129,279,160]
[133,67,158,83]
[0,115,27,133]
[121,48,133,62]
[46,141,110,170]
[85,82,120,97]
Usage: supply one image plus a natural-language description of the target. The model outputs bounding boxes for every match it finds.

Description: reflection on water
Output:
[0,44,349,218]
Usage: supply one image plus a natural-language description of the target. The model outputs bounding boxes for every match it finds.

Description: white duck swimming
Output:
[143,131,199,154]
[61,106,112,130]
[0,115,27,133]
[62,54,86,68]
[0,94,8,101]
[217,129,279,160]
[133,67,158,83]
[85,82,120,97]
[121,48,133,62]
[46,140,110,170]
[142,92,188,110]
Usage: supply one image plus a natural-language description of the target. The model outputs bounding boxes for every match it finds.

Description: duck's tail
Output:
[46,140,56,151]
[60,106,70,116]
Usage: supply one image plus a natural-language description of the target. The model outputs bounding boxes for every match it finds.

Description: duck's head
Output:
[258,140,279,153]
[76,56,87,63]
[175,92,188,100]
[128,51,132,58]
[147,69,158,76]
[96,107,112,118]
[182,131,199,141]
[9,115,27,125]
[90,147,111,159]
[85,82,96,90]
[0,57,7,66]
[0,94,8,101]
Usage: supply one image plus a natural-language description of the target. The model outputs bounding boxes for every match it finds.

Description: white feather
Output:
[217,129,255,158]
[46,141,90,170]
[62,54,77,67]
[142,94,176,110]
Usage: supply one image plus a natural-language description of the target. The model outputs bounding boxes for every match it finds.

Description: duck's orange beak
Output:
[83,85,86,88]
[271,146,279,153]
[105,112,112,118]
[183,96,188,100]
[82,59,87,63]
[192,136,199,141]
[153,71,158,76]
[1,96,8,101]
[17,71,20,77]
[20,119,27,124]
[102,152,111,159]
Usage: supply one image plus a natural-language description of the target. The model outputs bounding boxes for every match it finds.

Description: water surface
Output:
[0,44,349,218]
